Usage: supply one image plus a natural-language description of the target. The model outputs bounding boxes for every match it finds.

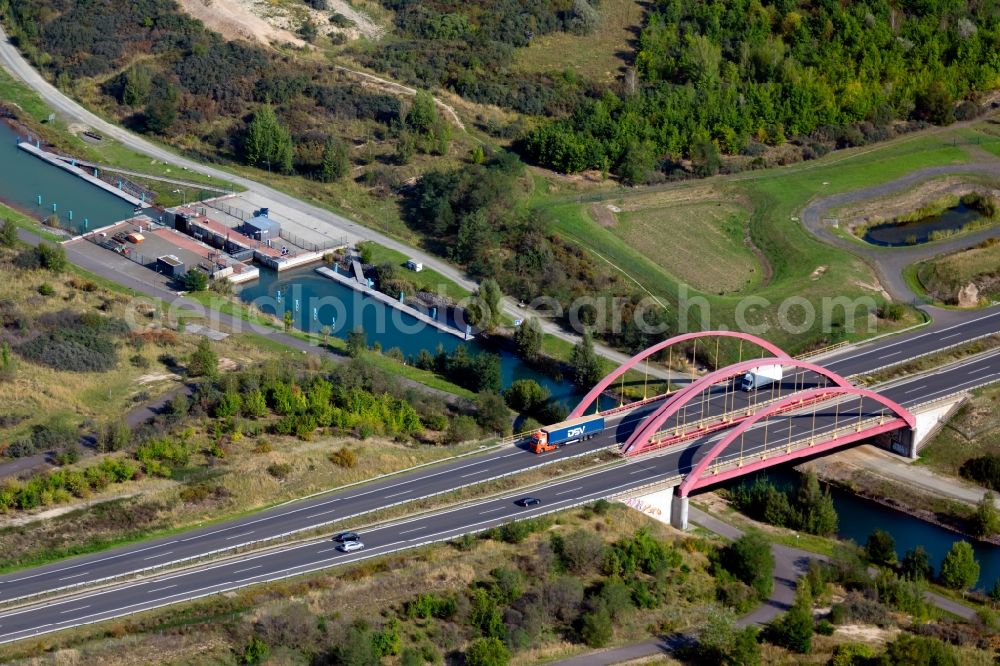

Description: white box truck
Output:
[740,365,783,391]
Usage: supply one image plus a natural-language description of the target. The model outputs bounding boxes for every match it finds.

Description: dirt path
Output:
[332,65,466,131]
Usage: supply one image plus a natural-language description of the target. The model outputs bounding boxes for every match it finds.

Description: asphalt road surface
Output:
[1,350,999,642]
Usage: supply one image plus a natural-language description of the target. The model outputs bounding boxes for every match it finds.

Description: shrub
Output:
[960,455,1000,490]
[266,462,292,479]
[865,529,897,565]
[815,619,834,636]
[938,540,979,591]
[241,635,270,665]
[579,604,613,647]
[446,415,481,444]
[37,282,55,296]
[328,446,357,468]
[99,420,132,452]
[719,531,774,600]
[551,529,606,574]
[465,637,509,666]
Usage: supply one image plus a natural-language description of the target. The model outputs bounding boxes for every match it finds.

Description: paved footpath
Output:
[549,506,976,666]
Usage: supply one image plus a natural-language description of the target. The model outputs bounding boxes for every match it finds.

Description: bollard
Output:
[37,195,42,206]
[68,211,73,221]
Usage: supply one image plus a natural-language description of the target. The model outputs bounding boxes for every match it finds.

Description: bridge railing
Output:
[630,390,843,458]
[696,414,904,481]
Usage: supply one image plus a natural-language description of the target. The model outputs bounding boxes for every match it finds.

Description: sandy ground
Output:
[177,0,304,46]
[176,0,382,47]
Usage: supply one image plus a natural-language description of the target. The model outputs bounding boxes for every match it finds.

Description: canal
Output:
[237,264,599,409]
[0,122,134,233]
[863,203,985,247]
[732,468,1000,591]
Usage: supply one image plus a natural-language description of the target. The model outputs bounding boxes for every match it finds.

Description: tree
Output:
[346,327,367,357]
[695,607,760,666]
[244,104,294,174]
[465,637,509,666]
[514,317,543,361]
[242,389,267,418]
[503,379,549,413]
[182,269,208,292]
[567,0,600,35]
[469,278,503,333]
[722,531,774,600]
[475,391,511,435]
[241,635,270,665]
[796,470,838,536]
[0,218,17,247]
[144,82,178,134]
[938,540,979,591]
[901,546,933,581]
[970,492,1000,537]
[188,338,218,378]
[406,91,438,134]
[570,331,603,390]
[766,584,813,654]
[122,64,152,107]
[915,81,955,125]
[865,529,897,566]
[320,136,349,182]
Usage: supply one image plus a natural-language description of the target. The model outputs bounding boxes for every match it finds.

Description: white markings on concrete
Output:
[554,486,584,496]
[232,565,261,575]
[225,531,255,541]
[878,351,902,360]
[384,490,411,499]
[969,366,991,375]
[399,526,425,535]
[479,507,504,514]
[147,585,177,594]
[59,606,89,614]
[903,385,926,395]
[58,572,89,581]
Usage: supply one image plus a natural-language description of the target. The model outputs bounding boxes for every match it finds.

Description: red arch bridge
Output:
[542,331,918,530]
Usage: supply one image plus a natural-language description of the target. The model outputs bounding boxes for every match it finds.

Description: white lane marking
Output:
[969,366,991,374]
[306,509,338,519]
[225,531,254,541]
[903,385,926,395]
[909,374,998,403]
[316,547,340,554]
[60,606,89,614]
[498,452,522,458]
[5,540,179,584]
[143,551,173,560]
[479,507,504,514]
[147,585,177,594]
[940,333,961,340]
[232,565,261,575]
[878,351,902,359]
[399,527,425,535]
[554,486,584,496]
[459,471,483,478]
[58,572,89,581]
[384,490,410,499]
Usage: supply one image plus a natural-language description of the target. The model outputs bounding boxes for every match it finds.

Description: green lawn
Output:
[536,128,984,354]
[362,241,471,302]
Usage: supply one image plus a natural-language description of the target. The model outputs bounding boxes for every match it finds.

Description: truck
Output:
[530,415,605,454]
[740,364,783,391]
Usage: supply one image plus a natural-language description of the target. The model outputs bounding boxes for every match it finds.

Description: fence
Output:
[204,200,249,221]
[278,229,346,253]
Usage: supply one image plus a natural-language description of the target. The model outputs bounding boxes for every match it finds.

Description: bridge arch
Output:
[568,331,792,419]
[622,357,856,455]
[677,386,915,497]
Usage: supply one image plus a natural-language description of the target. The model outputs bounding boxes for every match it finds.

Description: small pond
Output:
[863,203,985,247]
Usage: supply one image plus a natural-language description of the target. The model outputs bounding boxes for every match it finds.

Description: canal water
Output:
[733,468,1000,591]
[0,122,134,233]
[238,264,595,408]
[863,203,984,247]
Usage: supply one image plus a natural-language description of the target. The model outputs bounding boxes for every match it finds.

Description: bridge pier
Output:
[670,493,689,531]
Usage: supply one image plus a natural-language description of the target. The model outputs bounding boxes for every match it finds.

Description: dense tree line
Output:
[728,471,838,536]
[404,153,673,350]
[521,0,1000,179]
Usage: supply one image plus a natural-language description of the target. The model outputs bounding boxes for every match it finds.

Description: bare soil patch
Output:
[176,0,304,47]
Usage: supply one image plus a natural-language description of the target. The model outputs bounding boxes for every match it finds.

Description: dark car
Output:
[332,531,360,543]
[515,497,542,507]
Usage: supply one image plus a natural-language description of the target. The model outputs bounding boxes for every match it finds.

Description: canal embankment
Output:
[17,141,145,207]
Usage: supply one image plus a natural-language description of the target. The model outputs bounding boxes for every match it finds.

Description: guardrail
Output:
[0,442,617,609]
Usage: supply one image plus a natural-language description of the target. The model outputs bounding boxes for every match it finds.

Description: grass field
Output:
[612,197,760,295]
[362,241,472,302]
[919,384,1000,476]
[915,240,1000,303]
[513,0,644,83]
[533,125,1000,353]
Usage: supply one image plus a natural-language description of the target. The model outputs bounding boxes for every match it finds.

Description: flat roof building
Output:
[243,213,281,242]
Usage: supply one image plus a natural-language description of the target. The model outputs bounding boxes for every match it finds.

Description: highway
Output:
[0,317,997,607]
[1,349,999,643]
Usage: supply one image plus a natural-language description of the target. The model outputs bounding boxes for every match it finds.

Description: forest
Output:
[522,0,1000,178]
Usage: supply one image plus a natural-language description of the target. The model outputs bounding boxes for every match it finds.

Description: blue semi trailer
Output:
[530,415,606,453]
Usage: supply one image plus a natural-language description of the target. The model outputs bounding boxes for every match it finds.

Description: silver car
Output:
[337,540,364,553]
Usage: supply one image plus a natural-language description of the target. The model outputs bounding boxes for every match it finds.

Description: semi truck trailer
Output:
[740,365,783,391]
[530,415,606,453]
